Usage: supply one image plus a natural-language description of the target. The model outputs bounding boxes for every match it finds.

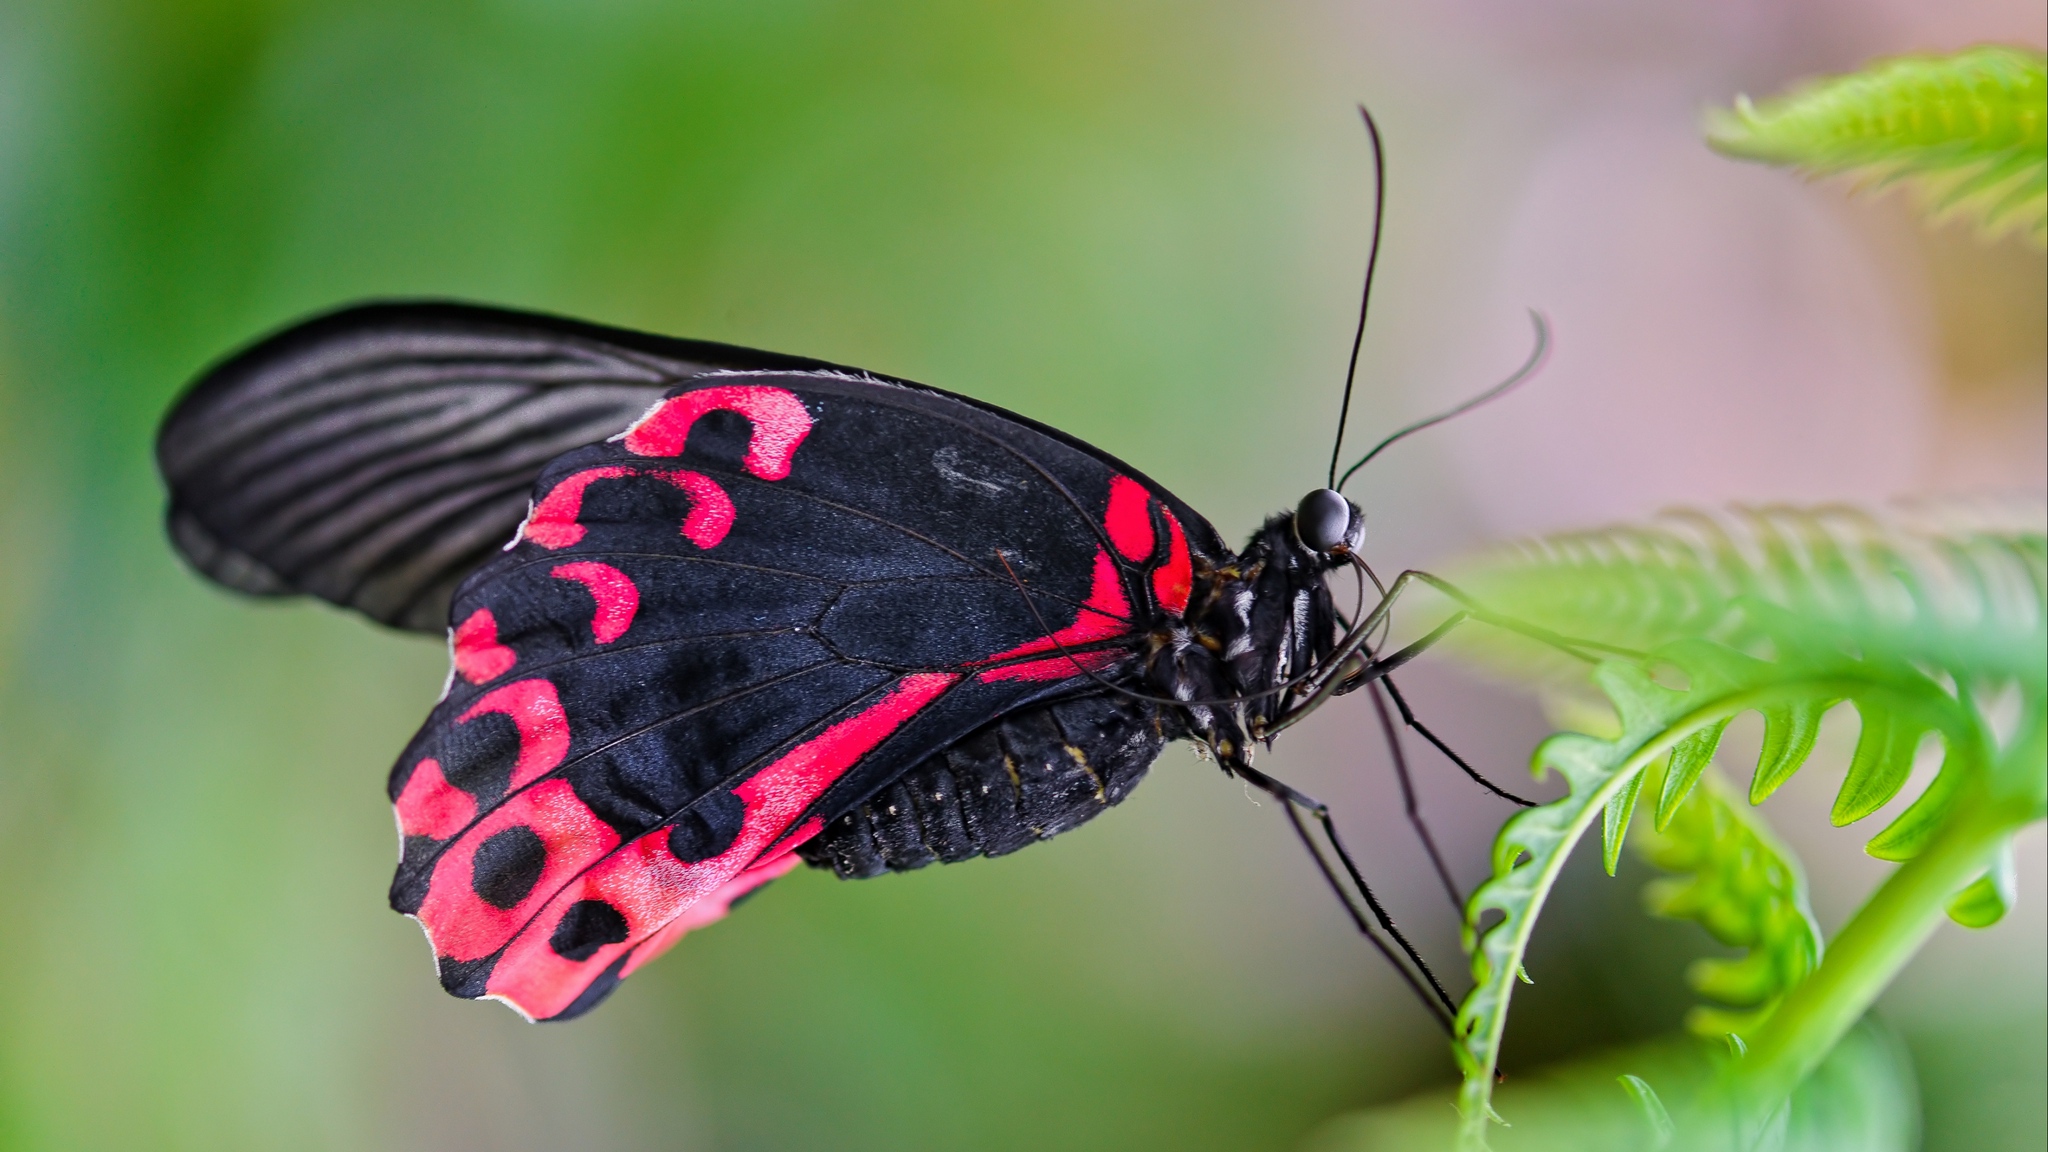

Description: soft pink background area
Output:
[1269,0,2045,1064]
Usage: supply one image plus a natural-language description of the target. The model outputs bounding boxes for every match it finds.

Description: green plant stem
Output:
[1729,788,2035,1123]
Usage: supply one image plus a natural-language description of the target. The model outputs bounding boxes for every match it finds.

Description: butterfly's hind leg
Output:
[1274,568,1544,922]
[1229,760,1459,1033]
[1362,678,1464,911]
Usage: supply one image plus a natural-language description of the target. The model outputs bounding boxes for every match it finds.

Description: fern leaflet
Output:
[1635,764,1824,1039]
[1447,502,2045,1149]
[1704,46,2047,246]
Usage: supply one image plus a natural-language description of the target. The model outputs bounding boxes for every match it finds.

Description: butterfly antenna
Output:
[1326,105,1388,491]
[1335,311,1550,493]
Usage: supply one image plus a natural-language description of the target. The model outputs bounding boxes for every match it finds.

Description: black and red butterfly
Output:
[154,121,1547,1025]
[156,296,1543,1024]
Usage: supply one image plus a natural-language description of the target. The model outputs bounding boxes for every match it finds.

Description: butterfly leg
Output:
[1362,678,1464,911]
[1264,593,1464,739]
[1281,571,1539,919]
[1231,761,1459,1033]
[1342,568,1598,805]
[1378,674,1536,807]
[1273,565,1625,741]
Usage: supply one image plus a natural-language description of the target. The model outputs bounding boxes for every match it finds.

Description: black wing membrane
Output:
[156,301,850,632]
[389,368,1228,1019]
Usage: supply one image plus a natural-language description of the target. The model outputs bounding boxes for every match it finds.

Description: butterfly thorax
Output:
[1136,512,1345,766]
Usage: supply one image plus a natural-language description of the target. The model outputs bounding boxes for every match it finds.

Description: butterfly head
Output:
[1292,488,1365,556]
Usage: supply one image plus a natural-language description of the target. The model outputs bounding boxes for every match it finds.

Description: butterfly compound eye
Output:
[1294,488,1363,555]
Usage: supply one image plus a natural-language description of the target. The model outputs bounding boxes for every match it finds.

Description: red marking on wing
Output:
[761,816,824,864]
[621,385,814,480]
[524,466,735,551]
[977,476,1196,682]
[549,562,640,644]
[395,758,475,840]
[480,672,960,1020]
[619,852,801,978]
[451,608,517,684]
[662,470,736,549]
[980,550,1130,679]
[457,679,569,792]
[523,466,631,549]
[975,494,1150,683]
[419,778,622,962]
[1154,508,1192,617]
[1105,475,1154,562]
[978,651,1123,682]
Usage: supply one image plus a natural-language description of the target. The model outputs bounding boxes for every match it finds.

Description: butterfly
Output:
[154,121,1548,1025]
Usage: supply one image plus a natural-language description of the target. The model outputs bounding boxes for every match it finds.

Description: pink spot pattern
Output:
[523,466,735,551]
[419,779,622,963]
[522,466,631,549]
[452,608,517,684]
[1104,475,1154,562]
[457,679,570,793]
[1153,509,1192,618]
[550,562,641,644]
[661,471,736,549]
[395,758,476,841]
[481,672,960,1020]
[621,385,814,479]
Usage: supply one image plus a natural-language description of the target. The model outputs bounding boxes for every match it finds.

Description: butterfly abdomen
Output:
[797,693,1175,879]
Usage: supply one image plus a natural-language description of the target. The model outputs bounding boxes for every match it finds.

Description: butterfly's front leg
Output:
[1263,568,1466,738]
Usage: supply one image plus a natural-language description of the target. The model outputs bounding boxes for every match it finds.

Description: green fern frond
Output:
[1634,765,1823,1040]
[1704,45,2047,245]
[1448,501,2047,1149]
[1946,837,2018,926]
[1453,500,2047,686]
[1454,661,1698,1148]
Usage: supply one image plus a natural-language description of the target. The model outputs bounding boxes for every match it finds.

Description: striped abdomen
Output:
[797,694,1174,879]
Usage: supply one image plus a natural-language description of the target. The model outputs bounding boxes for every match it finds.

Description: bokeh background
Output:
[0,2,2041,1149]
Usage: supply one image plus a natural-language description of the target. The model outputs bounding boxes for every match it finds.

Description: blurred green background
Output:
[0,2,2040,1150]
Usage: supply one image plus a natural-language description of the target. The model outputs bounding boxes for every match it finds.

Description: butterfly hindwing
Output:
[390,365,1221,1019]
